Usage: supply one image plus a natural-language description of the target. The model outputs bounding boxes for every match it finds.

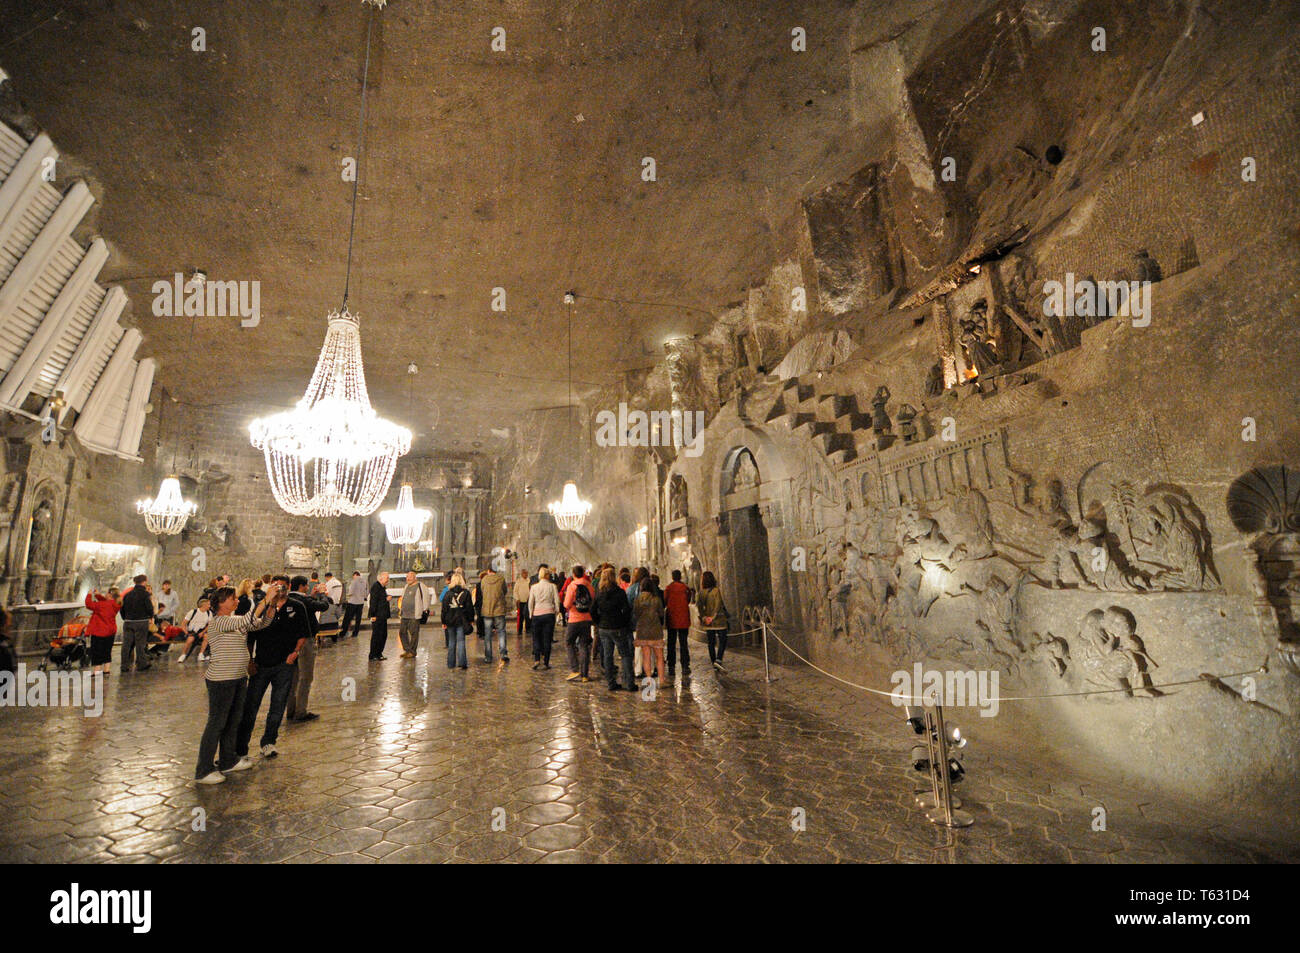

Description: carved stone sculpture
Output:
[1132,249,1162,283]
[1076,606,1160,698]
[897,509,964,617]
[732,450,759,491]
[923,362,944,398]
[668,474,688,521]
[958,302,1000,378]
[1046,512,1147,591]
[870,386,891,436]
[1137,492,1218,590]
[897,404,920,444]
[1227,465,1300,660]
[26,498,53,571]
[968,573,1021,662]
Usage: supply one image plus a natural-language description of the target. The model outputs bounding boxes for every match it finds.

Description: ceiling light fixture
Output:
[379,365,429,545]
[380,483,432,547]
[248,0,410,517]
[137,476,197,536]
[548,292,592,533]
[137,390,196,535]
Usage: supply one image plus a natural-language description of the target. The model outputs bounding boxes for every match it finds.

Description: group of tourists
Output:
[521,563,731,692]
[188,573,335,784]
[83,575,182,675]
[78,560,733,785]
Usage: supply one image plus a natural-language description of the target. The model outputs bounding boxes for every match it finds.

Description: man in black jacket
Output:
[286,575,331,722]
[591,580,636,691]
[368,571,391,660]
[236,577,308,759]
[120,574,155,672]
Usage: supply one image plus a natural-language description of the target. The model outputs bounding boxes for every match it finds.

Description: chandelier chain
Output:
[342,7,375,311]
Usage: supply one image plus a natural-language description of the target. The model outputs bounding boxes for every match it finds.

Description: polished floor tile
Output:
[0,633,1293,863]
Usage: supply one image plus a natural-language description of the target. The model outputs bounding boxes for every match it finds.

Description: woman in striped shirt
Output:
[195,584,280,784]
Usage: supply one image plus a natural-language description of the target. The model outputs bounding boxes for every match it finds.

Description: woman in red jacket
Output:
[85,587,121,676]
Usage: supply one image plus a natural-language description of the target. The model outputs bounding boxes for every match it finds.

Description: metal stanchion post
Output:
[924,704,973,828]
[761,619,770,683]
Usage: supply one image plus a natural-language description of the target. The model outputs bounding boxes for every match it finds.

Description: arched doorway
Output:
[719,448,773,621]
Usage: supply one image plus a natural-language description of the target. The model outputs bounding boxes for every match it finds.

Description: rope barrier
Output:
[759,621,1268,705]
[687,623,765,637]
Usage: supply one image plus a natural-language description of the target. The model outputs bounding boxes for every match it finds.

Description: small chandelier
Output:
[137,476,197,535]
[549,480,592,532]
[548,292,593,533]
[380,483,431,546]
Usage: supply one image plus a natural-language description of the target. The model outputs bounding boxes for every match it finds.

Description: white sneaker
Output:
[260,744,278,758]
[197,771,226,785]
[175,653,187,663]
[224,757,255,772]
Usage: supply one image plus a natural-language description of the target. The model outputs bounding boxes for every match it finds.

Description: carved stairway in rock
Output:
[762,376,874,465]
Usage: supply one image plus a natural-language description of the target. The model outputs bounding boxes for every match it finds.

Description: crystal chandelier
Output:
[381,483,431,546]
[137,476,197,535]
[548,292,592,533]
[549,480,592,532]
[248,2,410,517]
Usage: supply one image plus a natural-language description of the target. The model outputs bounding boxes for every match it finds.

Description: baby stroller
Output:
[41,621,89,671]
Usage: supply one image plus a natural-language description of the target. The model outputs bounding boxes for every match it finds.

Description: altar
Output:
[9,601,87,656]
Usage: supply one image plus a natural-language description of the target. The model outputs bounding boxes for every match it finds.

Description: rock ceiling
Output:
[0,0,896,452]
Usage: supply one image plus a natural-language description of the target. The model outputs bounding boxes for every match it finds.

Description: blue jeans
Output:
[597,627,635,690]
[446,625,469,668]
[236,662,294,755]
[482,616,507,660]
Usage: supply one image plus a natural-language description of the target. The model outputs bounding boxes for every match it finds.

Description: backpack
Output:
[572,581,593,614]
[441,587,471,627]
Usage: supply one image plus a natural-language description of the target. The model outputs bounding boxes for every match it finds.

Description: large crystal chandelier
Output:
[137,476,197,535]
[381,483,431,545]
[250,309,410,516]
[249,1,409,517]
[548,292,592,533]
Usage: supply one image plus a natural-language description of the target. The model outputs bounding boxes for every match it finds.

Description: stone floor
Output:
[1,630,1295,863]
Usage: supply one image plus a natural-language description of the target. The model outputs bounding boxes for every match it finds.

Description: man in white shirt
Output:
[324,572,344,605]
[341,571,367,639]
[155,579,181,626]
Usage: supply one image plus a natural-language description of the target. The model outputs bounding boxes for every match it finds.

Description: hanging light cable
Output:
[548,292,592,532]
[248,0,410,517]
[137,387,197,535]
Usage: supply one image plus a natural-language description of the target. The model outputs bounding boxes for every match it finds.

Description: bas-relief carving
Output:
[1075,606,1160,698]
[782,417,1226,694]
[731,450,759,492]
[1032,606,1160,700]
